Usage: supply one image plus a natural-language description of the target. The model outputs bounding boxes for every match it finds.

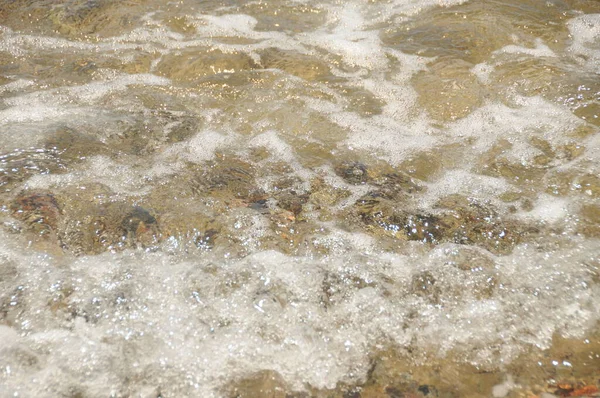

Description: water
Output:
[0,0,599,397]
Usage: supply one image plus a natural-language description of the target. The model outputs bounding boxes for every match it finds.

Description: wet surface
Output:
[0,0,600,396]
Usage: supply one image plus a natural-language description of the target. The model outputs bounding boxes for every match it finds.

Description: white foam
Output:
[300,5,389,70]
[421,169,511,208]
[0,229,597,396]
[0,103,76,124]
[521,194,570,224]
[2,1,600,396]
[25,156,152,195]
[470,62,494,84]
[163,130,232,164]
[0,74,169,125]
[447,96,584,155]
[494,38,557,57]
[0,27,100,56]
[0,79,34,94]
[492,376,518,397]
[567,14,600,69]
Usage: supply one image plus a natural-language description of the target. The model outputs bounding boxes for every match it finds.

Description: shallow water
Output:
[0,0,599,397]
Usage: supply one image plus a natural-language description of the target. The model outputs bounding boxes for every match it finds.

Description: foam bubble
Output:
[421,169,511,208]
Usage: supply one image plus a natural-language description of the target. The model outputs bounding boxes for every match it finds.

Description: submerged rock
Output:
[260,48,331,81]
[345,192,533,254]
[335,161,370,185]
[275,191,309,216]
[404,214,447,243]
[412,58,485,121]
[121,206,160,249]
[10,191,61,236]
[0,149,65,191]
[371,171,422,197]
[191,158,259,201]
[54,188,162,255]
[225,370,292,398]
[410,270,439,301]
[156,49,259,83]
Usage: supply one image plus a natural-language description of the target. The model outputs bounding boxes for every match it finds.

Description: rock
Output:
[56,193,162,255]
[276,191,309,216]
[371,171,422,197]
[443,246,495,271]
[327,85,385,117]
[225,370,290,398]
[191,158,258,201]
[309,177,351,208]
[10,192,61,235]
[435,194,530,255]
[404,214,447,243]
[344,192,533,254]
[156,49,259,83]
[577,204,600,237]
[412,58,485,121]
[194,228,219,250]
[353,192,398,225]
[335,161,370,185]
[121,206,160,249]
[260,48,331,81]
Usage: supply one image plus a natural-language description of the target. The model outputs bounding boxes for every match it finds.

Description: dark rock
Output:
[335,161,369,185]
[418,384,438,396]
[276,191,309,215]
[385,386,404,398]
[194,229,219,249]
[404,214,446,243]
[121,206,157,234]
[343,389,362,398]
[248,199,269,212]
[120,206,160,248]
[192,158,257,200]
[372,171,422,196]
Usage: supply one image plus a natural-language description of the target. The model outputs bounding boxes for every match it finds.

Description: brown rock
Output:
[10,192,61,234]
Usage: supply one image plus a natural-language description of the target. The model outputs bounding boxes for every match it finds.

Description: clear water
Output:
[0,0,599,397]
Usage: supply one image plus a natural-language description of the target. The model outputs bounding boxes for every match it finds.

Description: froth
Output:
[1,74,170,125]
[0,229,597,396]
[495,38,557,57]
[567,14,600,69]
[448,96,583,154]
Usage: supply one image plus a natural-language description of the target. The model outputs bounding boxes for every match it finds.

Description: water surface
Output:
[0,0,599,396]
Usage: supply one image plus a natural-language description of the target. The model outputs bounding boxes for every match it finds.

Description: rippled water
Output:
[1,0,599,397]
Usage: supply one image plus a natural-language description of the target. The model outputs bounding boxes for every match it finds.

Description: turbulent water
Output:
[0,0,599,397]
